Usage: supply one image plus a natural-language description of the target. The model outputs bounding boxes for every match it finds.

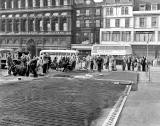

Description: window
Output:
[121,7,125,15]
[152,17,158,27]
[18,0,21,8]
[106,19,110,28]
[76,20,80,27]
[102,31,111,41]
[140,17,145,27]
[60,0,64,6]
[8,20,12,32]
[96,20,100,27]
[152,4,157,10]
[110,7,113,15]
[96,9,101,15]
[86,9,90,16]
[43,0,48,7]
[35,0,40,7]
[112,31,120,41]
[1,20,5,32]
[85,20,90,27]
[64,0,68,5]
[86,0,91,4]
[115,19,120,27]
[8,0,12,8]
[122,32,131,41]
[106,8,110,15]
[134,32,154,42]
[122,7,129,15]
[139,4,146,11]
[51,0,56,6]
[125,18,130,28]
[158,32,160,41]
[83,32,90,41]
[76,33,81,44]
[76,10,80,16]
[125,7,128,14]
[115,0,120,3]
[106,7,113,16]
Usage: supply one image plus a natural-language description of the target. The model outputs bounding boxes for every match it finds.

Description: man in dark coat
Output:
[26,57,38,77]
[96,55,103,72]
[141,57,146,72]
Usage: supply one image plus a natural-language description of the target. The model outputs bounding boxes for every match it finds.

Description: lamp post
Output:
[147,39,149,59]
[147,34,152,82]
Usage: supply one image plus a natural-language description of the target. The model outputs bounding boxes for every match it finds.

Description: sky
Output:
[94,0,103,2]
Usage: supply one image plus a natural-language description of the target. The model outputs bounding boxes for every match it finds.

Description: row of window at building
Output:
[101,31,160,42]
[76,8,101,16]
[75,0,92,5]
[102,31,131,42]
[104,16,158,28]
[1,0,70,9]
[0,37,71,45]
[138,3,160,11]
[137,17,158,28]
[0,17,70,33]
[105,18,130,28]
[106,6,129,16]
[75,31,99,44]
[76,20,101,28]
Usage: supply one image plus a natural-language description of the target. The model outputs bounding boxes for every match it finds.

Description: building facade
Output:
[71,0,103,56]
[132,0,160,59]
[100,0,160,59]
[0,0,74,55]
[100,0,134,46]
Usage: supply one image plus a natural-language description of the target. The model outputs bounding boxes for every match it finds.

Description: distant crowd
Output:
[6,52,152,77]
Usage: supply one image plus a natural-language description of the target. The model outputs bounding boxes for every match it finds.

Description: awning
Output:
[91,44,132,55]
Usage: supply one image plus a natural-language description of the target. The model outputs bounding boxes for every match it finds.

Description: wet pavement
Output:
[0,77,126,126]
[0,69,138,126]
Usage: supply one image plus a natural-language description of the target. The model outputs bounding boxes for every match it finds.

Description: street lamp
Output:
[147,34,152,82]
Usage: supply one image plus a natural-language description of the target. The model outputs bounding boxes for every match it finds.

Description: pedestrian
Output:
[26,57,38,77]
[122,56,126,71]
[141,57,146,72]
[96,55,103,72]
[90,56,94,72]
[42,53,48,74]
[6,52,13,75]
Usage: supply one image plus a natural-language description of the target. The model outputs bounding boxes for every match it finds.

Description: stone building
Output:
[100,0,160,59]
[71,0,103,56]
[133,0,160,59]
[100,0,134,50]
[0,0,74,55]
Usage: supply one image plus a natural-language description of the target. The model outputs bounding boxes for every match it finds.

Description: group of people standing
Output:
[6,51,150,77]
[6,52,51,77]
[78,55,149,72]
[122,56,148,72]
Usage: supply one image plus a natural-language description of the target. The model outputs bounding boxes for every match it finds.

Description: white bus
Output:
[39,50,79,60]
